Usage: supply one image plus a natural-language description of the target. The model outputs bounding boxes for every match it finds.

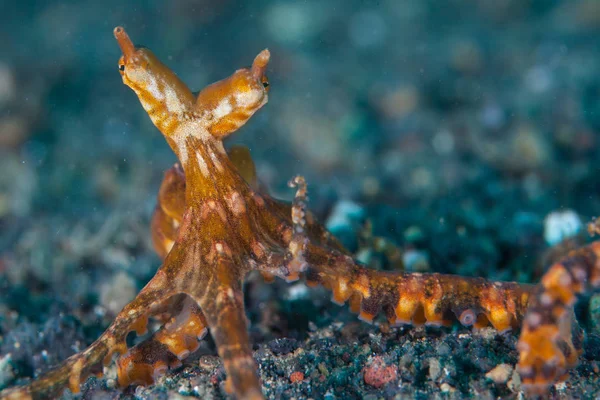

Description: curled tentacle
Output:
[117,296,208,387]
[284,175,309,281]
[517,241,600,393]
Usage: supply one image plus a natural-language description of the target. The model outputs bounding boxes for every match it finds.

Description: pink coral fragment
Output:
[363,356,398,388]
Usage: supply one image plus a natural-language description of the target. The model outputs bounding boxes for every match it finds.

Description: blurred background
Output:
[0,0,599,397]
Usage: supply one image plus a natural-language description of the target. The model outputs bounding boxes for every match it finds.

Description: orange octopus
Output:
[1,27,599,400]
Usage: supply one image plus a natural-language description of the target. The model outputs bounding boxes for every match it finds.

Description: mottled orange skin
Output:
[517,241,600,393]
[0,27,594,400]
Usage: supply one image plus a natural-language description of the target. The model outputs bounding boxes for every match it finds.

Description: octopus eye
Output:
[119,64,125,72]
[261,76,269,90]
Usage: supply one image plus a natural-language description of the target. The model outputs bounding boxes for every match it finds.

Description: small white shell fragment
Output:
[543,209,582,246]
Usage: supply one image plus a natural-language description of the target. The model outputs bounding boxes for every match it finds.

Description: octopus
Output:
[1,26,599,400]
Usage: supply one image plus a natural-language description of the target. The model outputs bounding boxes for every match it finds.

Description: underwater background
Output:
[1,0,599,398]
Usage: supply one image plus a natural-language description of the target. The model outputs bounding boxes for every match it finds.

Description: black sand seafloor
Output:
[1,0,600,399]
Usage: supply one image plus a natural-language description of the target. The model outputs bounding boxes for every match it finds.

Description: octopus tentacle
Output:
[188,259,263,400]
[117,295,208,387]
[302,241,533,329]
[278,177,533,329]
[4,26,592,400]
[517,241,600,393]
[151,205,179,259]
[151,164,186,258]
[158,164,186,222]
[284,176,309,281]
[1,267,176,399]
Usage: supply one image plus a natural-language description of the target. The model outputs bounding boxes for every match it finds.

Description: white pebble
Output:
[544,209,582,246]
[485,363,513,384]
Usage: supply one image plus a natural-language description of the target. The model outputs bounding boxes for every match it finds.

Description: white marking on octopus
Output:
[227,191,246,215]
[227,287,235,300]
[209,148,224,172]
[145,76,164,102]
[165,85,184,114]
[196,150,210,176]
[205,201,227,222]
[213,97,233,120]
[216,203,228,222]
[214,241,232,256]
[235,88,261,108]
[169,121,213,166]
[170,133,188,165]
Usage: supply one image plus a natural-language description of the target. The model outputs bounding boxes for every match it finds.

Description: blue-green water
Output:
[1,1,599,398]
